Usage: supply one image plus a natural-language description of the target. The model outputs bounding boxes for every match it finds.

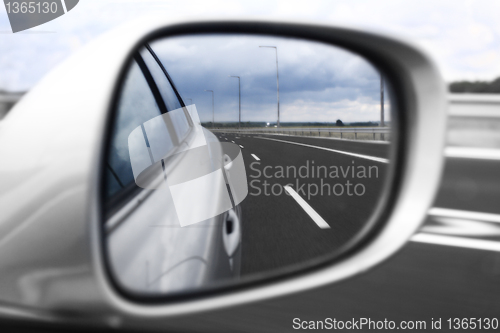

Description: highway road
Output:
[5,127,499,333]
[213,132,500,274]
[217,132,391,276]
[154,131,500,332]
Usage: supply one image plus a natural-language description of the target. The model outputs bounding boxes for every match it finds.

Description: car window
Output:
[140,46,190,141]
[105,59,164,200]
[139,47,183,112]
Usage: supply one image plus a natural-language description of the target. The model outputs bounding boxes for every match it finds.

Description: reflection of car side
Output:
[103,44,242,296]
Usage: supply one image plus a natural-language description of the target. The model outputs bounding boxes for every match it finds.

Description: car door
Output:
[104,46,241,297]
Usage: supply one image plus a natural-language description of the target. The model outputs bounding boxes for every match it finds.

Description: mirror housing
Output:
[0,17,446,325]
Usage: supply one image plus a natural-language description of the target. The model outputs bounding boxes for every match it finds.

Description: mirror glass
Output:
[102,34,396,298]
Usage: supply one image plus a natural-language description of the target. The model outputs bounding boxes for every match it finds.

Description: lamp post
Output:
[204,90,214,128]
[259,46,280,128]
[380,75,385,127]
[380,75,385,141]
[228,75,241,130]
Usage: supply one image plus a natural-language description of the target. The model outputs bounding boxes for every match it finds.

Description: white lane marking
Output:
[256,137,388,163]
[251,154,260,161]
[284,186,330,229]
[232,141,235,143]
[235,137,240,139]
[239,145,244,149]
[445,147,500,161]
[60,0,68,13]
[225,138,228,140]
[411,233,500,252]
[429,207,500,224]
[421,218,500,237]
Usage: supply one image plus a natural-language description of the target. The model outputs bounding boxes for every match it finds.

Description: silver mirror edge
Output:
[0,17,447,325]
[91,17,447,319]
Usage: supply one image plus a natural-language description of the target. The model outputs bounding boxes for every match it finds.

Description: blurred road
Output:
[157,132,500,332]
[3,95,499,332]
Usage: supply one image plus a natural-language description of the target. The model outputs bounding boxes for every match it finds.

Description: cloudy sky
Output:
[1,0,499,123]
[150,35,383,123]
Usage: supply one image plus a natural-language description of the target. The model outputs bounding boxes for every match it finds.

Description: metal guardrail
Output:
[211,126,390,140]
[448,94,500,118]
[447,94,500,149]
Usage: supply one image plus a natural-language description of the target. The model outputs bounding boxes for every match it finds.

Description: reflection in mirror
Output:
[103,34,396,298]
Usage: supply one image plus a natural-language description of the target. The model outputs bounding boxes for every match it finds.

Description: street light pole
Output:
[380,75,385,141]
[259,46,280,128]
[204,90,214,128]
[229,75,241,130]
[380,75,385,127]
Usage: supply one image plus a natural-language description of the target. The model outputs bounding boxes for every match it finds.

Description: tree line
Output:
[449,77,500,93]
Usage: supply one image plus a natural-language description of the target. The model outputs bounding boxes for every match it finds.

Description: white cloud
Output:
[1,0,499,91]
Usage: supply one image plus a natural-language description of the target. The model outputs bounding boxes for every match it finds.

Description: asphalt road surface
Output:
[156,131,500,332]
[218,133,391,277]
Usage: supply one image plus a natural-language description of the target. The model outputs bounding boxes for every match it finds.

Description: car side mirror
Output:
[0,18,446,323]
